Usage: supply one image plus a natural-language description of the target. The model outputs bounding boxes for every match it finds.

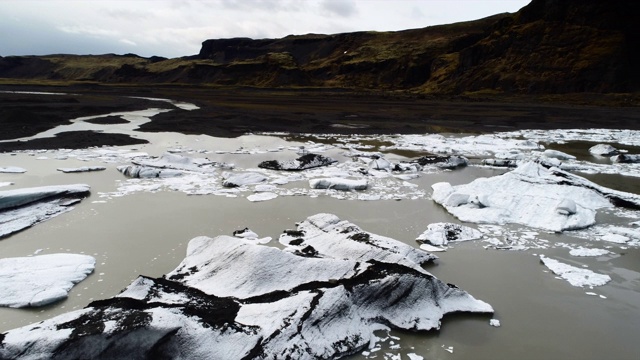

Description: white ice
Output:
[416,223,482,246]
[0,167,26,173]
[431,161,639,232]
[539,255,611,287]
[0,253,95,307]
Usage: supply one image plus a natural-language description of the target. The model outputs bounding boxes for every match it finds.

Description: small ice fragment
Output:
[489,319,501,327]
[585,292,597,296]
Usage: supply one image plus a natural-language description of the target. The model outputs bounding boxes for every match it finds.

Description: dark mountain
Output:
[0,0,637,95]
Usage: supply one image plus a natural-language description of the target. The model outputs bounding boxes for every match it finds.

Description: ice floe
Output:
[569,248,611,257]
[432,161,640,232]
[0,214,492,359]
[0,167,26,174]
[539,255,611,287]
[57,166,106,173]
[222,172,268,187]
[0,253,95,308]
[589,144,619,156]
[416,223,483,246]
[310,177,368,191]
[258,153,337,171]
[246,192,278,202]
[0,184,90,238]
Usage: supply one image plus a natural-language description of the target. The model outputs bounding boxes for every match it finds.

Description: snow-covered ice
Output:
[309,177,368,191]
[431,161,640,232]
[0,214,492,359]
[0,184,90,238]
[57,166,106,173]
[539,255,611,287]
[416,223,482,246]
[0,167,26,173]
[0,254,95,308]
[258,153,337,171]
[569,248,611,257]
[589,144,619,156]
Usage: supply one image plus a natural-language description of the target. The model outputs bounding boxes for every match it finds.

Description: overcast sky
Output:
[1,0,531,58]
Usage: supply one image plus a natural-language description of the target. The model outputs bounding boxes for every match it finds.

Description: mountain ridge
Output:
[0,0,638,97]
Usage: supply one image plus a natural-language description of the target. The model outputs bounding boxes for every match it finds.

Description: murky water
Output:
[1,96,640,359]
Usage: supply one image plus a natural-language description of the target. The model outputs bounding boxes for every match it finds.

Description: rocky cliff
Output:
[0,0,637,95]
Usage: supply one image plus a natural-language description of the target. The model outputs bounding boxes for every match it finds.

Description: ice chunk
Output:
[539,255,611,287]
[309,178,368,191]
[489,319,501,327]
[589,144,619,156]
[222,172,268,187]
[416,223,482,246]
[0,214,493,359]
[247,192,278,202]
[117,165,183,178]
[431,161,640,232]
[0,184,90,238]
[612,154,640,163]
[543,149,576,160]
[413,155,468,169]
[0,167,26,173]
[258,153,337,171]
[0,254,95,307]
[569,248,611,257]
[57,166,106,173]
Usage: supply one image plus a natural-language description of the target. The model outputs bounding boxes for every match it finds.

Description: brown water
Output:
[1,138,640,360]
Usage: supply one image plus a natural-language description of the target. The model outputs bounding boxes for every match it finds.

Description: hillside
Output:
[0,0,638,96]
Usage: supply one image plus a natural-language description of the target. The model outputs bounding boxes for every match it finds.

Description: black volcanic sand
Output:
[0,131,148,152]
[2,84,640,151]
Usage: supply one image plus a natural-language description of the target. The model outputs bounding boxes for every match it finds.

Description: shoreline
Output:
[2,84,640,151]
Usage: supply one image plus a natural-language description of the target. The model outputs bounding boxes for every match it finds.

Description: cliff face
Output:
[0,0,637,95]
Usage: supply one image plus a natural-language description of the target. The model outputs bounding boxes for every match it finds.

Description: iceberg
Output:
[258,153,337,171]
[0,214,492,359]
[0,253,95,308]
[0,184,90,238]
[431,161,640,232]
[310,178,368,191]
[589,144,619,156]
[412,155,468,169]
[57,166,106,173]
[416,223,483,246]
[222,172,268,187]
[0,167,26,174]
[612,154,640,163]
[539,255,611,287]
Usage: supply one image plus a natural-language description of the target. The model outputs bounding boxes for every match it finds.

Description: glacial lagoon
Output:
[1,95,640,359]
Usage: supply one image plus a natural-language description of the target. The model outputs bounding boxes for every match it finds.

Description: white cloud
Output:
[0,0,532,58]
[58,25,119,38]
[320,0,357,18]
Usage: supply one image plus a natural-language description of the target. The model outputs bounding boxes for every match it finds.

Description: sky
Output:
[0,0,531,58]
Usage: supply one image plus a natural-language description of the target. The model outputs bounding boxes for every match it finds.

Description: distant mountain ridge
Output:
[0,0,638,95]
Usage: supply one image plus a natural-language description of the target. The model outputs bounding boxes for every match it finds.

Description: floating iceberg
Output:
[310,177,368,191]
[57,166,106,173]
[258,153,337,171]
[416,223,483,246]
[0,254,95,308]
[612,154,640,163]
[0,167,26,174]
[222,172,268,187]
[412,155,468,169]
[431,161,640,232]
[0,214,492,359]
[0,184,90,238]
[589,144,619,156]
[539,255,611,287]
